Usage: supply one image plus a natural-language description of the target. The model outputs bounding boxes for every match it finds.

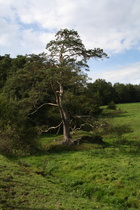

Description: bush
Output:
[0,125,39,156]
[0,95,39,156]
[107,101,117,110]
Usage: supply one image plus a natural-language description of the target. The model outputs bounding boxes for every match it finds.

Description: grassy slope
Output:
[116,103,140,137]
[0,154,103,210]
[1,103,140,210]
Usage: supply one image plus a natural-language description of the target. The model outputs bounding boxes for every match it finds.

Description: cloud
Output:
[75,0,140,53]
[0,17,21,56]
[0,0,140,56]
[20,29,55,55]
[91,61,140,84]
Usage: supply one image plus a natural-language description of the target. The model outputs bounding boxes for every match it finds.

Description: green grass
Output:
[103,102,140,133]
[1,103,140,209]
[116,103,140,136]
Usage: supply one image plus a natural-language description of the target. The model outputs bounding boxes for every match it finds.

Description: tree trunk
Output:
[61,107,71,144]
[56,82,72,144]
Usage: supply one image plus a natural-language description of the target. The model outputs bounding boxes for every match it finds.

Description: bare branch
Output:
[44,121,63,133]
[29,102,58,115]
[71,124,83,134]
[70,115,95,135]
[75,115,95,129]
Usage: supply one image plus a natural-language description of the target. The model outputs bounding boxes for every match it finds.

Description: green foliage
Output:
[114,82,140,103]
[107,101,117,110]
[0,54,12,89]
[85,81,140,106]
[46,28,108,68]
[88,79,116,105]
[0,94,38,156]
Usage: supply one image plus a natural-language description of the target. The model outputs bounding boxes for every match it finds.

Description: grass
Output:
[103,103,140,135]
[102,103,140,146]
[1,102,140,209]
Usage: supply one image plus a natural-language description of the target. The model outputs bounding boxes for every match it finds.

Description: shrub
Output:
[107,101,117,110]
[0,95,39,156]
[0,124,39,156]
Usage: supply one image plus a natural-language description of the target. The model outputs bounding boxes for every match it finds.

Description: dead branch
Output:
[75,115,95,128]
[70,115,96,134]
[71,124,84,134]
[44,121,63,133]
[28,102,58,115]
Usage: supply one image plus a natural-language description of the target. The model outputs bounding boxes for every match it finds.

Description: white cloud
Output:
[20,29,55,55]
[0,0,140,56]
[0,0,140,86]
[0,0,140,53]
[91,62,140,84]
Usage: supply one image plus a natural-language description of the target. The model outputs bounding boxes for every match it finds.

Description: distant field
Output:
[0,103,140,210]
[102,102,140,141]
[115,103,140,136]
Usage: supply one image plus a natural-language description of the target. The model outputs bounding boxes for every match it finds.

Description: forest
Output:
[0,29,140,156]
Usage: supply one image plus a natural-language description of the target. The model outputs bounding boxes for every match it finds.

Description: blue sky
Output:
[0,0,140,84]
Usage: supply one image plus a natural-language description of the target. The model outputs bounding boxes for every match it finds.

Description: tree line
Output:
[0,29,139,155]
[87,79,140,105]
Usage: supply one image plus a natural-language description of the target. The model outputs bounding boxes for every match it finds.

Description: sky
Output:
[0,0,140,85]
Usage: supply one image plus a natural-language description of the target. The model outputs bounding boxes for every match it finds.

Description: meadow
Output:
[0,103,140,210]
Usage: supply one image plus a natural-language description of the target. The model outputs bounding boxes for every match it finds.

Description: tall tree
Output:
[44,29,108,144]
